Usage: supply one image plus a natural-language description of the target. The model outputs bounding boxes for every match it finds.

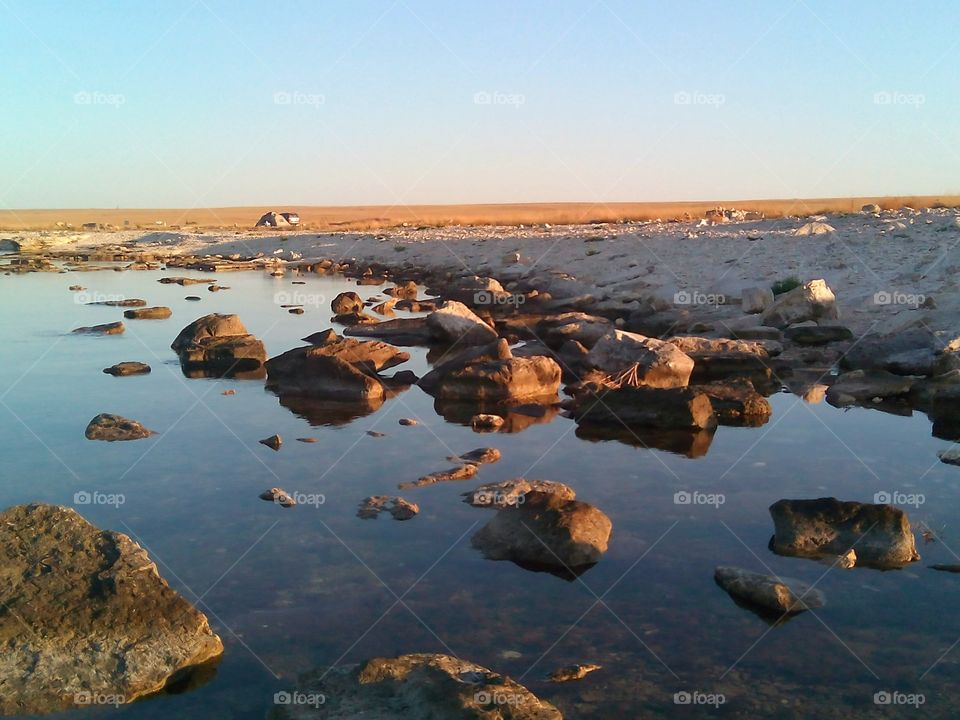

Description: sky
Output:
[0,0,958,209]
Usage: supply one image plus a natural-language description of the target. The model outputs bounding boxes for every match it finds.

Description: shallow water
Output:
[2,265,959,718]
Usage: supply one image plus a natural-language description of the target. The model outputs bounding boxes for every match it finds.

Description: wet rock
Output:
[288,307,305,315]
[269,653,561,720]
[297,437,318,443]
[384,280,419,299]
[537,312,615,350]
[332,311,379,326]
[840,328,938,376]
[471,413,505,431]
[259,434,282,451]
[693,380,772,426]
[259,487,296,507]
[159,276,214,286]
[778,323,851,348]
[400,463,478,489]
[452,447,502,465]
[301,328,339,345]
[344,316,434,345]
[547,663,602,683]
[399,417,419,426]
[73,321,125,335]
[761,279,838,329]
[372,299,398,316]
[85,413,156,441]
[586,330,694,388]
[741,286,774,314]
[124,306,172,320]
[387,370,419,385]
[463,479,575,508]
[185,295,201,301]
[86,298,147,307]
[714,566,825,615]
[331,291,363,314]
[569,385,716,430]
[825,370,914,407]
[0,504,223,715]
[366,430,386,438]
[357,496,419,521]
[426,301,499,345]
[471,492,612,577]
[171,314,267,374]
[930,564,960,573]
[769,497,920,567]
[103,362,151,377]
[395,299,438,312]
[938,447,960,466]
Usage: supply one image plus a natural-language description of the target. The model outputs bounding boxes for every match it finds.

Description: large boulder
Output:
[840,328,938,376]
[586,330,694,388]
[761,279,839,329]
[0,504,223,715]
[426,301,498,345]
[171,314,267,374]
[741,287,774,314]
[715,566,824,615]
[471,492,612,577]
[170,313,249,353]
[693,380,772,427]
[769,497,920,568]
[270,653,561,720]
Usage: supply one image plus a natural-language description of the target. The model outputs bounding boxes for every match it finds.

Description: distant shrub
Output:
[771,276,802,295]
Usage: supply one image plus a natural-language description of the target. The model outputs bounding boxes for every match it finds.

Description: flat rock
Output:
[825,370,914,406]
[73,321,125,335]
[85,413,156,441]
[784,324,853,345]
[463,479,575,508]
[344,317,434,345]
[769,497,920,568]
[124,306,172,320]
[103,362,151,376]
[400,463,478,489]
[357,496,419,520]
[426,301,498,345]
[268,653,561,720]
[570,385,716,430]
[715,566,825,614]
[0,504,223,715]
[451,447,502,465]
[840,328,938,376]
[536,312,614,349]
[259,488,296,507]
[547,663,601,683]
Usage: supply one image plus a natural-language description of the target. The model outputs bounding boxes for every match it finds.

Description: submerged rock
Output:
[73,321,125,335]
[471,492,612,577]
[357,496,419,521]
[463,479,575,508]
[85,413,156,441]
[103,361,151,377]
[259,434,282,451]
[769,497,920,568]
[715,566,825,615]
[547,663,602,683]
[400,463,479,489]
[269,653,561,720]
[0,504,223,715]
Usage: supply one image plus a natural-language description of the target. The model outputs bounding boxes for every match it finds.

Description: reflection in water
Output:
[433,398,561,433]
[574,424,716,459]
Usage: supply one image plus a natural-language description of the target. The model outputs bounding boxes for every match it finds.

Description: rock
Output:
[72,321,124,335]
[185,295,201,301]
[463,479,575,508]
[102,362,151,376]
[714,566,825,615]
[426,301,498,345]
[785,324,853,345]
[297,437,318,443]
[123,306,172,320]
[288,307,304,315]
[693,380,771,426]
[769,497,920,567]
[259,488,296,507]
[862,203,882,213]
[399,417,419,426]
[825,370,914,406]
[547,664,602,683]
[159,276,215,286]
[385,280,419,299]
[395,299,438,312]
[344,317,434,345]
[586,330,694,388]
[840,328,938,376]
[331,291,363,314]
[84,413,156,441]
[741,287,774,314]
[570,385,717,430]
[259,434,282,451]
[0,504,223,715]
[366,430,386,437]
[452,447,502,465]
[795,221,835,236]
[471,414,505,431]
[171,314,266,371]
[400,463,479,489]
[86,298,146,307]
[666,335,776,381]
[269,653,561,720]
[761,279,839,329]
[537,312,614,349]
[301,328,339,345]
[332,311,379,326]
[357,496,419,521]
[930,564,960,573]
[471,492,612,577]
[372,299,398,315]
[938,447,960,466]
[722,324,784,342]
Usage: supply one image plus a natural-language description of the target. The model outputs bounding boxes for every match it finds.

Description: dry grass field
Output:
[2,196,958,232]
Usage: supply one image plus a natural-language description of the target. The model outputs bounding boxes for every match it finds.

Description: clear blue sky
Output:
[1,0,957,208]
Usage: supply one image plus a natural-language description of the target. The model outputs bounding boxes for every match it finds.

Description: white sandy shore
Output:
[6,207,960,339]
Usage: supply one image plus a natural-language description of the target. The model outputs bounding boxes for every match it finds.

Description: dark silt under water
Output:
[2,264,959,719]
